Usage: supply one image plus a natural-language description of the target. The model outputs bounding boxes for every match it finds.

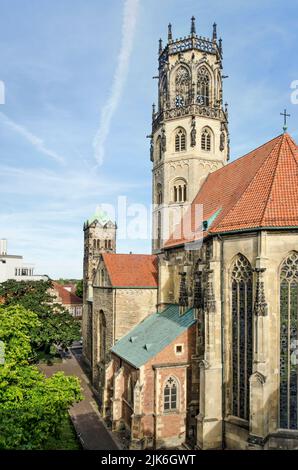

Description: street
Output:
[39,347,120,450]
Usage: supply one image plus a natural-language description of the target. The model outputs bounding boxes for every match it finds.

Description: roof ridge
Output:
[259,135,285,225]
[285,133,298,167]
[212,135,283,231]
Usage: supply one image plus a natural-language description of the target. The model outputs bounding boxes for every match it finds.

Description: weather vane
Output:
[280,108,290,133]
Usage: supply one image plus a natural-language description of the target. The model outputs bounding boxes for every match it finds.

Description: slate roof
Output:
[102,253,158,288]
[165,133,298,248]
[111,304,196,368]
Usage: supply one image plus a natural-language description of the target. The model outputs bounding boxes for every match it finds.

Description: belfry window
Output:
[173,179,187,203]
[175,66,191,108]
[197,66,210,106]
[280,252,298,430]
[175,128,186,152]
[164,377,178,411]
[201,128,212,151]
[231,254,253,421]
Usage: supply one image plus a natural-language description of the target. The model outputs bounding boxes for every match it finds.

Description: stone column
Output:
[248,231,270,449]
[197,238,223,449]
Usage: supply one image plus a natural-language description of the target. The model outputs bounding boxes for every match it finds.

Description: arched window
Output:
[156,136,162,160]
[201,128,212,151]
[175,66,191,108]
[156,183,163,205]
[197,66,210,106]
[175,128,186,152]
[93,239,96,250]
[157,211,161,248]
[231,254,253,420]
[280,252,298,429]
[160,77,167,109]
[173,178,187,203]
[99,310,106,362]
[128,376,134,406]
[164,377,178,411]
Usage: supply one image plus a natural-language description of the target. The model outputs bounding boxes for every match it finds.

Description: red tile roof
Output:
[102,253,158,288]
[52,282,82,305]
[165,133,298,248]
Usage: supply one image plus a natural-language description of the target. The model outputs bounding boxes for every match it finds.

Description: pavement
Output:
[39,348,120,450]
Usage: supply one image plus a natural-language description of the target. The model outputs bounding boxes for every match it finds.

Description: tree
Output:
[75,279,83,298]
[0,280,80,358]
[0,304,82,449]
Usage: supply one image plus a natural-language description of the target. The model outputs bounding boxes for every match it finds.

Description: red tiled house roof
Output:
[102,253,158,288]
[165,133,298,248]
[52,282,82,305]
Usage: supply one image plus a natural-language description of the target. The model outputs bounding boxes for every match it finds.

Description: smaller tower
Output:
[82,214,117,365]
[83,217,117,297]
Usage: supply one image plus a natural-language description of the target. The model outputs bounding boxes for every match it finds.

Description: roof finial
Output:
[152,103,156,118]
[213,22,217,41]
[159,38,163,55]
[168,23,172,41]
[191,16,196,35]
[280,108,290,133]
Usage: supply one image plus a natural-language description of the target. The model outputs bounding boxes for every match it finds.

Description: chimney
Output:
[0,239,7,256]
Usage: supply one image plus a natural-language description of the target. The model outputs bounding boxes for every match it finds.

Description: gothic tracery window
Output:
[164,376,178,411]
[280,252,298,430]
[201,128,212,151]
[175,128,186,152]
[128,376,134,406]
[231,254,253,420]
[175,66,191,108]
[99,310,106,363]
[197,66,210,106]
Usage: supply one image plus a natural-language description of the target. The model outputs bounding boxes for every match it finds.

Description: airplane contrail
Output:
[93,0,140,166]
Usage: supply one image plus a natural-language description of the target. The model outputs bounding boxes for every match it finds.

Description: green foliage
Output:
[42,415,81,450]
[75,279,83,298]
[0,304,82,449]
[0,280,80,357]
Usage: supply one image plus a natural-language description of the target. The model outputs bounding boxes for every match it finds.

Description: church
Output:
[82,17,298,450]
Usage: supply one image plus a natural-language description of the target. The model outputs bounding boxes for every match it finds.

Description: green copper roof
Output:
[111,304,196,368]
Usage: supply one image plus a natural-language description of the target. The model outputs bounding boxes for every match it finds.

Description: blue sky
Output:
[0,0,297,279]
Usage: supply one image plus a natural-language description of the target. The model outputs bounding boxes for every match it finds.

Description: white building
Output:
[0,239,47,283]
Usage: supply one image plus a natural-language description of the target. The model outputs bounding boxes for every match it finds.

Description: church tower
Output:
[151,17,229,252]
[83,216,116,301]
[82,215,116,365]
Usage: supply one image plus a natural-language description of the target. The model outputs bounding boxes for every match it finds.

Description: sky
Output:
[0,0,297,279]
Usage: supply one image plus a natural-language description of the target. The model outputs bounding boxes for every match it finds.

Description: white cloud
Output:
[93,0,139,166]
[0,111,65,164]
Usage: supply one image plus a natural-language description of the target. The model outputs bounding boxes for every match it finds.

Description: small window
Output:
[175,129,186,152]
[201,128,212,151]
[164,377,178,412]
[175,345,183,355]
[173,179,187,203]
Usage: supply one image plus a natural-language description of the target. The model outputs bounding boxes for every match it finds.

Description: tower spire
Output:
[213,22,217,41]
[159,38,163,55]
[168,23,172,41]
[190,16,196,35]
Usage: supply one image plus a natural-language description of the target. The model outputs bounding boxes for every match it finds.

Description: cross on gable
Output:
[280,108,290,132]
